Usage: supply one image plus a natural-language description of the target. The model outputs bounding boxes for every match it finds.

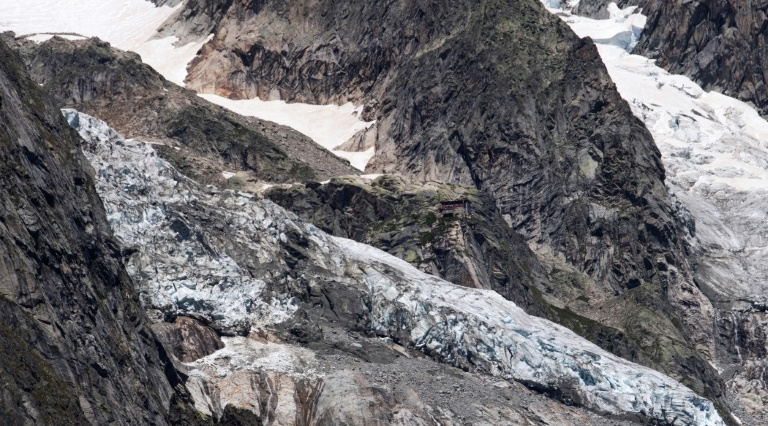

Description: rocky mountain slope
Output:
[5,0,768,424]
[547,4,768,423]
[4,34,359,187]
[158,0,733,414]
[265,176,657,368]
[0,38,176,426]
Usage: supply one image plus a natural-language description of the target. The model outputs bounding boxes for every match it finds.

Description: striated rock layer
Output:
[0,38,176,425]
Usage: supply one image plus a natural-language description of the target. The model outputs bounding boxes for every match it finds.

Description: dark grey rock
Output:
[0,38,175,425]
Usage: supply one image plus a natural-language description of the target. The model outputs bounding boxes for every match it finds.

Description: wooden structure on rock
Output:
[438,199,472,217]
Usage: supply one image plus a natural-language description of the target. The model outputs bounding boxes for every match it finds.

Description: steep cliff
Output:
[549,4,768,422]
[163,0,728,411]
[0,38,175,425]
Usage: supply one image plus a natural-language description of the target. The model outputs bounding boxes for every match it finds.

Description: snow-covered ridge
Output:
[65,109,724,425]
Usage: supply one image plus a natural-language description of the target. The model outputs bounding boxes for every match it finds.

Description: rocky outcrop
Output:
[266,176,549,298]
[152,317,224,362]
[6,35,359,185]
[164,0,730,412]
[0,38,176,425]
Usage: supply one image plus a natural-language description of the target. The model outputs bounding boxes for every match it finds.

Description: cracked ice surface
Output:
[65,109,724,425]
[64,109,299,334]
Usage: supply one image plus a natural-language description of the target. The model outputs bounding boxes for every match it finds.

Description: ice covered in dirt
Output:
[65,109,724,426]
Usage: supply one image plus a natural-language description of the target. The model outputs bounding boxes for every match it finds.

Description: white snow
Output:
[0,0,176,48]
[24,33,88,43]
[132,34,214,86]
[0,0,197,84]
[199,94,376,171]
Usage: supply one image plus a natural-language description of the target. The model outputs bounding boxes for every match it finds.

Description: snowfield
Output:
[66,109,725,426]
[0,0,375,170]
[199,94,376,171]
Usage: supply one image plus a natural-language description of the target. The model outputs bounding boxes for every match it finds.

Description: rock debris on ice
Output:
[65,109,724,426]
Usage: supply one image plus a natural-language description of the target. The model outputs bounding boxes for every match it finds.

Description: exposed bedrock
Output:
[0,38,177,425]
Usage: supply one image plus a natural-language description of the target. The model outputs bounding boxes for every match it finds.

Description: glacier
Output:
[65,108,725,425]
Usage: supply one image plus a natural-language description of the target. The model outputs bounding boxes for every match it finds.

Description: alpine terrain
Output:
[0,0,766,425]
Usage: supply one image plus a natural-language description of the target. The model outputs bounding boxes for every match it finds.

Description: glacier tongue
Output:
[64,109,725,425]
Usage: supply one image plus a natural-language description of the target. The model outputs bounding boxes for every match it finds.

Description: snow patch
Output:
[200,94,376,171]
[0,0,207,87]
[133,35,213,86]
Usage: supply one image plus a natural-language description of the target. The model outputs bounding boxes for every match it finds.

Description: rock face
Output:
[266,176,549,299]
[0,39,175,425]
[7,35,359,186]
[266,175,655,369]
[152,316,224,363]
[549,4,768,422]
[67,108,727,426]
[165,0,729,411]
